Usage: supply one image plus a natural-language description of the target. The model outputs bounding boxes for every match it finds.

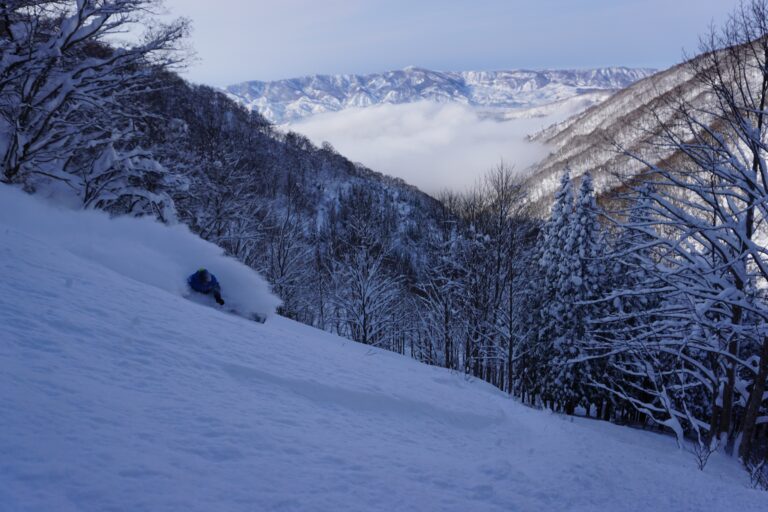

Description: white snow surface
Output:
[1,189,765,512]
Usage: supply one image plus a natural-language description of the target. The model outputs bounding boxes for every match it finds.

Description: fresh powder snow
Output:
[0,187,765,512]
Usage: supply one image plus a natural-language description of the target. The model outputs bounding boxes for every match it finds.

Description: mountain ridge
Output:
[520,60,704,214]
[226,66,656,124]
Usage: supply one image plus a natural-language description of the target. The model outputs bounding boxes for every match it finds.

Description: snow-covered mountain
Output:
[520,60,703,214]
[226,66,656,124]
[2,185,764,511]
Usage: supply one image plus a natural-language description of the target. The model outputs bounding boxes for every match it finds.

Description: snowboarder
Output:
[188,268,225,305]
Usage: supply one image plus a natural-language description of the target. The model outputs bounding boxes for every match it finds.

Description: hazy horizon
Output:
[161,0,739,87]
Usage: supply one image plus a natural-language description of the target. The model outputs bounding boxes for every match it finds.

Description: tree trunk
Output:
[708,384,721,445]
[602,400,612,422]
[739,336,768,461]
[719,299,744,453]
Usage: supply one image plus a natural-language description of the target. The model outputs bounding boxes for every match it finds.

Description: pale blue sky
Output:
[162,0,741,86]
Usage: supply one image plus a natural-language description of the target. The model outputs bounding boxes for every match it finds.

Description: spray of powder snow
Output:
[0,186,281,317]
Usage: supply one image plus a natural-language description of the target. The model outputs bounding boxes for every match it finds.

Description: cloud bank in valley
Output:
[289,101,574,193]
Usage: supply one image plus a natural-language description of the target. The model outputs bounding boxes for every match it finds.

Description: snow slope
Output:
[0,186,280,319]
[1,188,765,511]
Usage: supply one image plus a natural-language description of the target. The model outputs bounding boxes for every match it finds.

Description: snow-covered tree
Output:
[535,172,607,414]
[588,0,768,462]
[0,0,187,217]
[530,171,575,410]
[416,228,464,368]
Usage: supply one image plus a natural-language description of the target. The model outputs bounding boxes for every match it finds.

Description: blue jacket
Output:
[188,271,221,295]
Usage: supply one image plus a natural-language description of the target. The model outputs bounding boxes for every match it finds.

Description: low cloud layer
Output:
[289,101,580,193]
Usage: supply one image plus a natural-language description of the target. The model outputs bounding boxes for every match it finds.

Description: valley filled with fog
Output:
[227,67,643,193]
[288,99,586,192]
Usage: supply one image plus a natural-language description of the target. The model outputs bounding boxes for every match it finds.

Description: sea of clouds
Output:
[289,100,579,193]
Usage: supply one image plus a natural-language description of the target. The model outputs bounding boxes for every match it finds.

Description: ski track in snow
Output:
[1,192,766,511]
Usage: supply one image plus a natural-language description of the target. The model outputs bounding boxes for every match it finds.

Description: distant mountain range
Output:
[226,67,656,124]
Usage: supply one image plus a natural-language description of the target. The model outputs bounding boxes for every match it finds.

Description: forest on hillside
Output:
[1,0,767,485]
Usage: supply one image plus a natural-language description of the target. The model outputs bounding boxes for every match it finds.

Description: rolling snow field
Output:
[1,187,766,511]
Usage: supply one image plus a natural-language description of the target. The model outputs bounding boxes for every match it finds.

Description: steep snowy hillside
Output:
[521,61,702,213]
[226,67,655,124]
[1,187,765,512]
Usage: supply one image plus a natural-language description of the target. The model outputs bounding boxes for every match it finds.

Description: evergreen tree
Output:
[535,171,574,410]
[555,172,606,414]
[536,172,607,414]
